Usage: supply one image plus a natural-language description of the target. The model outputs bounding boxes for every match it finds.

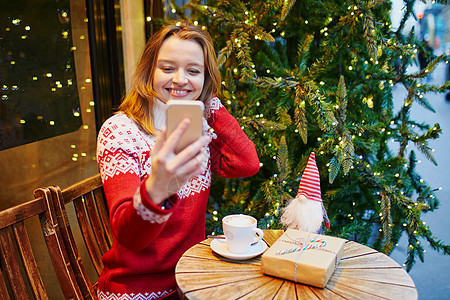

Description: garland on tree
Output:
[162,0,450,271]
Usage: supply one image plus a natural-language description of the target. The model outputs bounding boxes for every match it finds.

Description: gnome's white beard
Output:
[281,195,323,233]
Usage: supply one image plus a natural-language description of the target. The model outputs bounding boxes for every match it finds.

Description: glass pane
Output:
[0,1,100,298]
[0,0,99,209]
[0,0,82,151]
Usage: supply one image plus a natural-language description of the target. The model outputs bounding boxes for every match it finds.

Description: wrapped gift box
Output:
[261,228,346,288]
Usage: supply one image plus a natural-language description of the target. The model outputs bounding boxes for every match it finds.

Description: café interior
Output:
[1,0,169,298]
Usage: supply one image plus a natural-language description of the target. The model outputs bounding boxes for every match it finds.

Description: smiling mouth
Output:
[167,88,190,96]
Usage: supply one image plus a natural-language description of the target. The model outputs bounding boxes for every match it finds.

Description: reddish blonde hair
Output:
[118,22,221,136]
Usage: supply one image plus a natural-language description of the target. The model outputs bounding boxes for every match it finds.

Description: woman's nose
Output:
[173,69,188,85]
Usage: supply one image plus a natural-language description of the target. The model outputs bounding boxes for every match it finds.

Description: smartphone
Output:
[166,100,205,154]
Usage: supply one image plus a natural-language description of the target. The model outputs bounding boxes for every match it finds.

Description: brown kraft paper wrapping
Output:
[261,228,346,288]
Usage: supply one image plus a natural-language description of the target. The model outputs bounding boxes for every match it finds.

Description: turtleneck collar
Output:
[152,99,167,132]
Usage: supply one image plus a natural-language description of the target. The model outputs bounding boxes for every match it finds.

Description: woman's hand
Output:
[145,118,210,205]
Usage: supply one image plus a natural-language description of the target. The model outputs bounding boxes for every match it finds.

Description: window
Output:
[0,0,82,150]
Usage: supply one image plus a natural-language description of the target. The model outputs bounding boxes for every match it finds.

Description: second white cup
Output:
[222,214,264,254]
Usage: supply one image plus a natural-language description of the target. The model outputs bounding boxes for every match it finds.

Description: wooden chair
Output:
[0,188,83,299]
[46,173,112,299]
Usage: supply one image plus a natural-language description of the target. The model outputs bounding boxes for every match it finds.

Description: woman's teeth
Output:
[169,89,188,94]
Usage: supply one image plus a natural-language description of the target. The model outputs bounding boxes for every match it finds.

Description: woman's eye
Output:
[188,69,201,75]
[161,66,174,72]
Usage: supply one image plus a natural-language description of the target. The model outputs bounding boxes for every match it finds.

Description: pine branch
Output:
[195,3,275,79]
[417,80,450,94]
[280,0,296,21]
[255,76,298,88]
[414,95,435,113]
[329,156,340,184]
[311,96,338,133]
[363,13,377,61]
[412,139,437,166]
[276,135,291,183]
[296,34,314,73]
[218,40,233,67]
[405,151,439,210]
[395,0,415,35]
[367,0,390,9]
[408,54,447,80]
[294,86,308,144]
[336,76,347,115]
[239,118,286,131]
[341,133,355,175]
[276,106,292,127]
[380,189,393,252]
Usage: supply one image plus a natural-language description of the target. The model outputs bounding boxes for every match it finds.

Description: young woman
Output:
[96,23,260,299]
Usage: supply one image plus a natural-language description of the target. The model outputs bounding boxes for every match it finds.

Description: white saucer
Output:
[210,239,268,260]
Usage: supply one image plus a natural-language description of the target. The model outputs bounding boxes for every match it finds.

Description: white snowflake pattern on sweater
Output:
[97,98,226,223]
[97,290,174,300]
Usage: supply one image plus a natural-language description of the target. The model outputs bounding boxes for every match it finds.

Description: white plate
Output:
[210,239,268,260]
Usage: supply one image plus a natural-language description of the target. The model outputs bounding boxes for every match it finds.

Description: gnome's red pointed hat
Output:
[297,152,322,202]
[296,152,331,229]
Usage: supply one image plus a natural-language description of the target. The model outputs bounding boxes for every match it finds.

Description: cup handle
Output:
[252,228,264,244]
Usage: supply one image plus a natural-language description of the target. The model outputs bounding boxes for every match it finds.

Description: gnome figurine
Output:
[281,152,330,233]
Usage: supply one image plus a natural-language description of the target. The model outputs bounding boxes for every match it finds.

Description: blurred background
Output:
[390,0,450,298]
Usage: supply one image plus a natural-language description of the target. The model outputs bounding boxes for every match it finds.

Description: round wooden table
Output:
[176,230,417,299]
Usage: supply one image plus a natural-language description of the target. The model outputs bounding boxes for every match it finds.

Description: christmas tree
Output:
[165,0,450,271]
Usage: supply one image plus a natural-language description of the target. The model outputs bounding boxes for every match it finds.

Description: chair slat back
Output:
[13,222,47,298]
[71,195,104,275]
[92,189,112,246]
[34,188,84,300]
[0,225,31,299]
[48,189,96,300]
[83,192,109,255]
[47,173,111,298]
[0,266,10,300]
[0,188,83,300]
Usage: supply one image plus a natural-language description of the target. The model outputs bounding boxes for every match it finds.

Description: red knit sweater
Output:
[96,97,259,300]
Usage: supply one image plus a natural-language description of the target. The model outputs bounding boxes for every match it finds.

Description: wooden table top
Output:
[175,230,417,299]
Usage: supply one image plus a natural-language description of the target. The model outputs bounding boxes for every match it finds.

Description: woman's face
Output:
[153,36,205,103]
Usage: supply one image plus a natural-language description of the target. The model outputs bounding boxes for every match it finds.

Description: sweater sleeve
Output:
[208,97,260,178]
[97,116,177,252]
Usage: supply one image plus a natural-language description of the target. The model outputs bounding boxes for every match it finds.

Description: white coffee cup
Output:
[222,214,264,254]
